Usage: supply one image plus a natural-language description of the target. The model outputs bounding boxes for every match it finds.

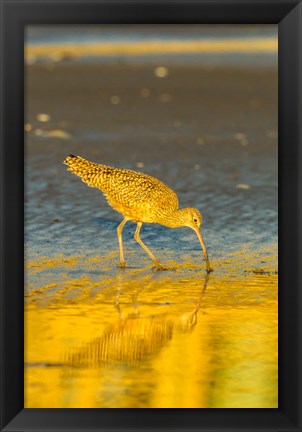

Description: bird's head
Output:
[181,207,202,230]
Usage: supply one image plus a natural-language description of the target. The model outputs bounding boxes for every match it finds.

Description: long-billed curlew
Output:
[64,154,212,272]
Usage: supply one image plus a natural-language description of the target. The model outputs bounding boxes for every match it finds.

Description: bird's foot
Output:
[153,261,170,271]
[118,261,129,269]
[206,267,214,273]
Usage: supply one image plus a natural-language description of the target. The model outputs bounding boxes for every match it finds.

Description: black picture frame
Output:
[1,0,301,431]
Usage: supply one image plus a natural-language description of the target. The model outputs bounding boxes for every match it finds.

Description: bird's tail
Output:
[64,154,105,188]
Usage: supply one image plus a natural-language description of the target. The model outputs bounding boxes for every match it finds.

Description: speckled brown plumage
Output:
[64,154,178,224]
[64,154,211,272]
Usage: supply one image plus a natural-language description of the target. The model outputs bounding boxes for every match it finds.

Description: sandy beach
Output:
[24,36,278,408]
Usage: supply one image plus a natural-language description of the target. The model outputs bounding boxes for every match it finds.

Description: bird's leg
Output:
[116,218,128,268]
[134,222,164,270]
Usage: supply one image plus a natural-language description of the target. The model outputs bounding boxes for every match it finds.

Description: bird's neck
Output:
[158,208,188,228]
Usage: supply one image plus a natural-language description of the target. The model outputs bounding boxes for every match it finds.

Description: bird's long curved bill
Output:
[194,228,212,273]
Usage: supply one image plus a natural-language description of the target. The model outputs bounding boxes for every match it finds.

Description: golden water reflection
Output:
[25,256,277,408]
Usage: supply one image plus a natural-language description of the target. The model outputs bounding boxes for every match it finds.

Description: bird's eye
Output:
[193,218,198,223]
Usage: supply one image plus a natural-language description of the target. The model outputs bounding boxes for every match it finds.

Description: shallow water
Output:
[24,50,277,408]
[25,253,277,408]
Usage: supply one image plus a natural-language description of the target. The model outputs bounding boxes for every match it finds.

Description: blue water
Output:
[25,25,277,68]
[25,24,277,46]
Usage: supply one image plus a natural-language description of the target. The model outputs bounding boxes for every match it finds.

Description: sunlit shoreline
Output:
[25,37,277,59]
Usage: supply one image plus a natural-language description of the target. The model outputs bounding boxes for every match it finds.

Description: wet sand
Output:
[25,59,278,408]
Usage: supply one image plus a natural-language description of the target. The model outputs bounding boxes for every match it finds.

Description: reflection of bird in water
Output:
[66,273,210,367]
[64,154,212,272]
[177,273,209,333]
[69,316,174,367]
